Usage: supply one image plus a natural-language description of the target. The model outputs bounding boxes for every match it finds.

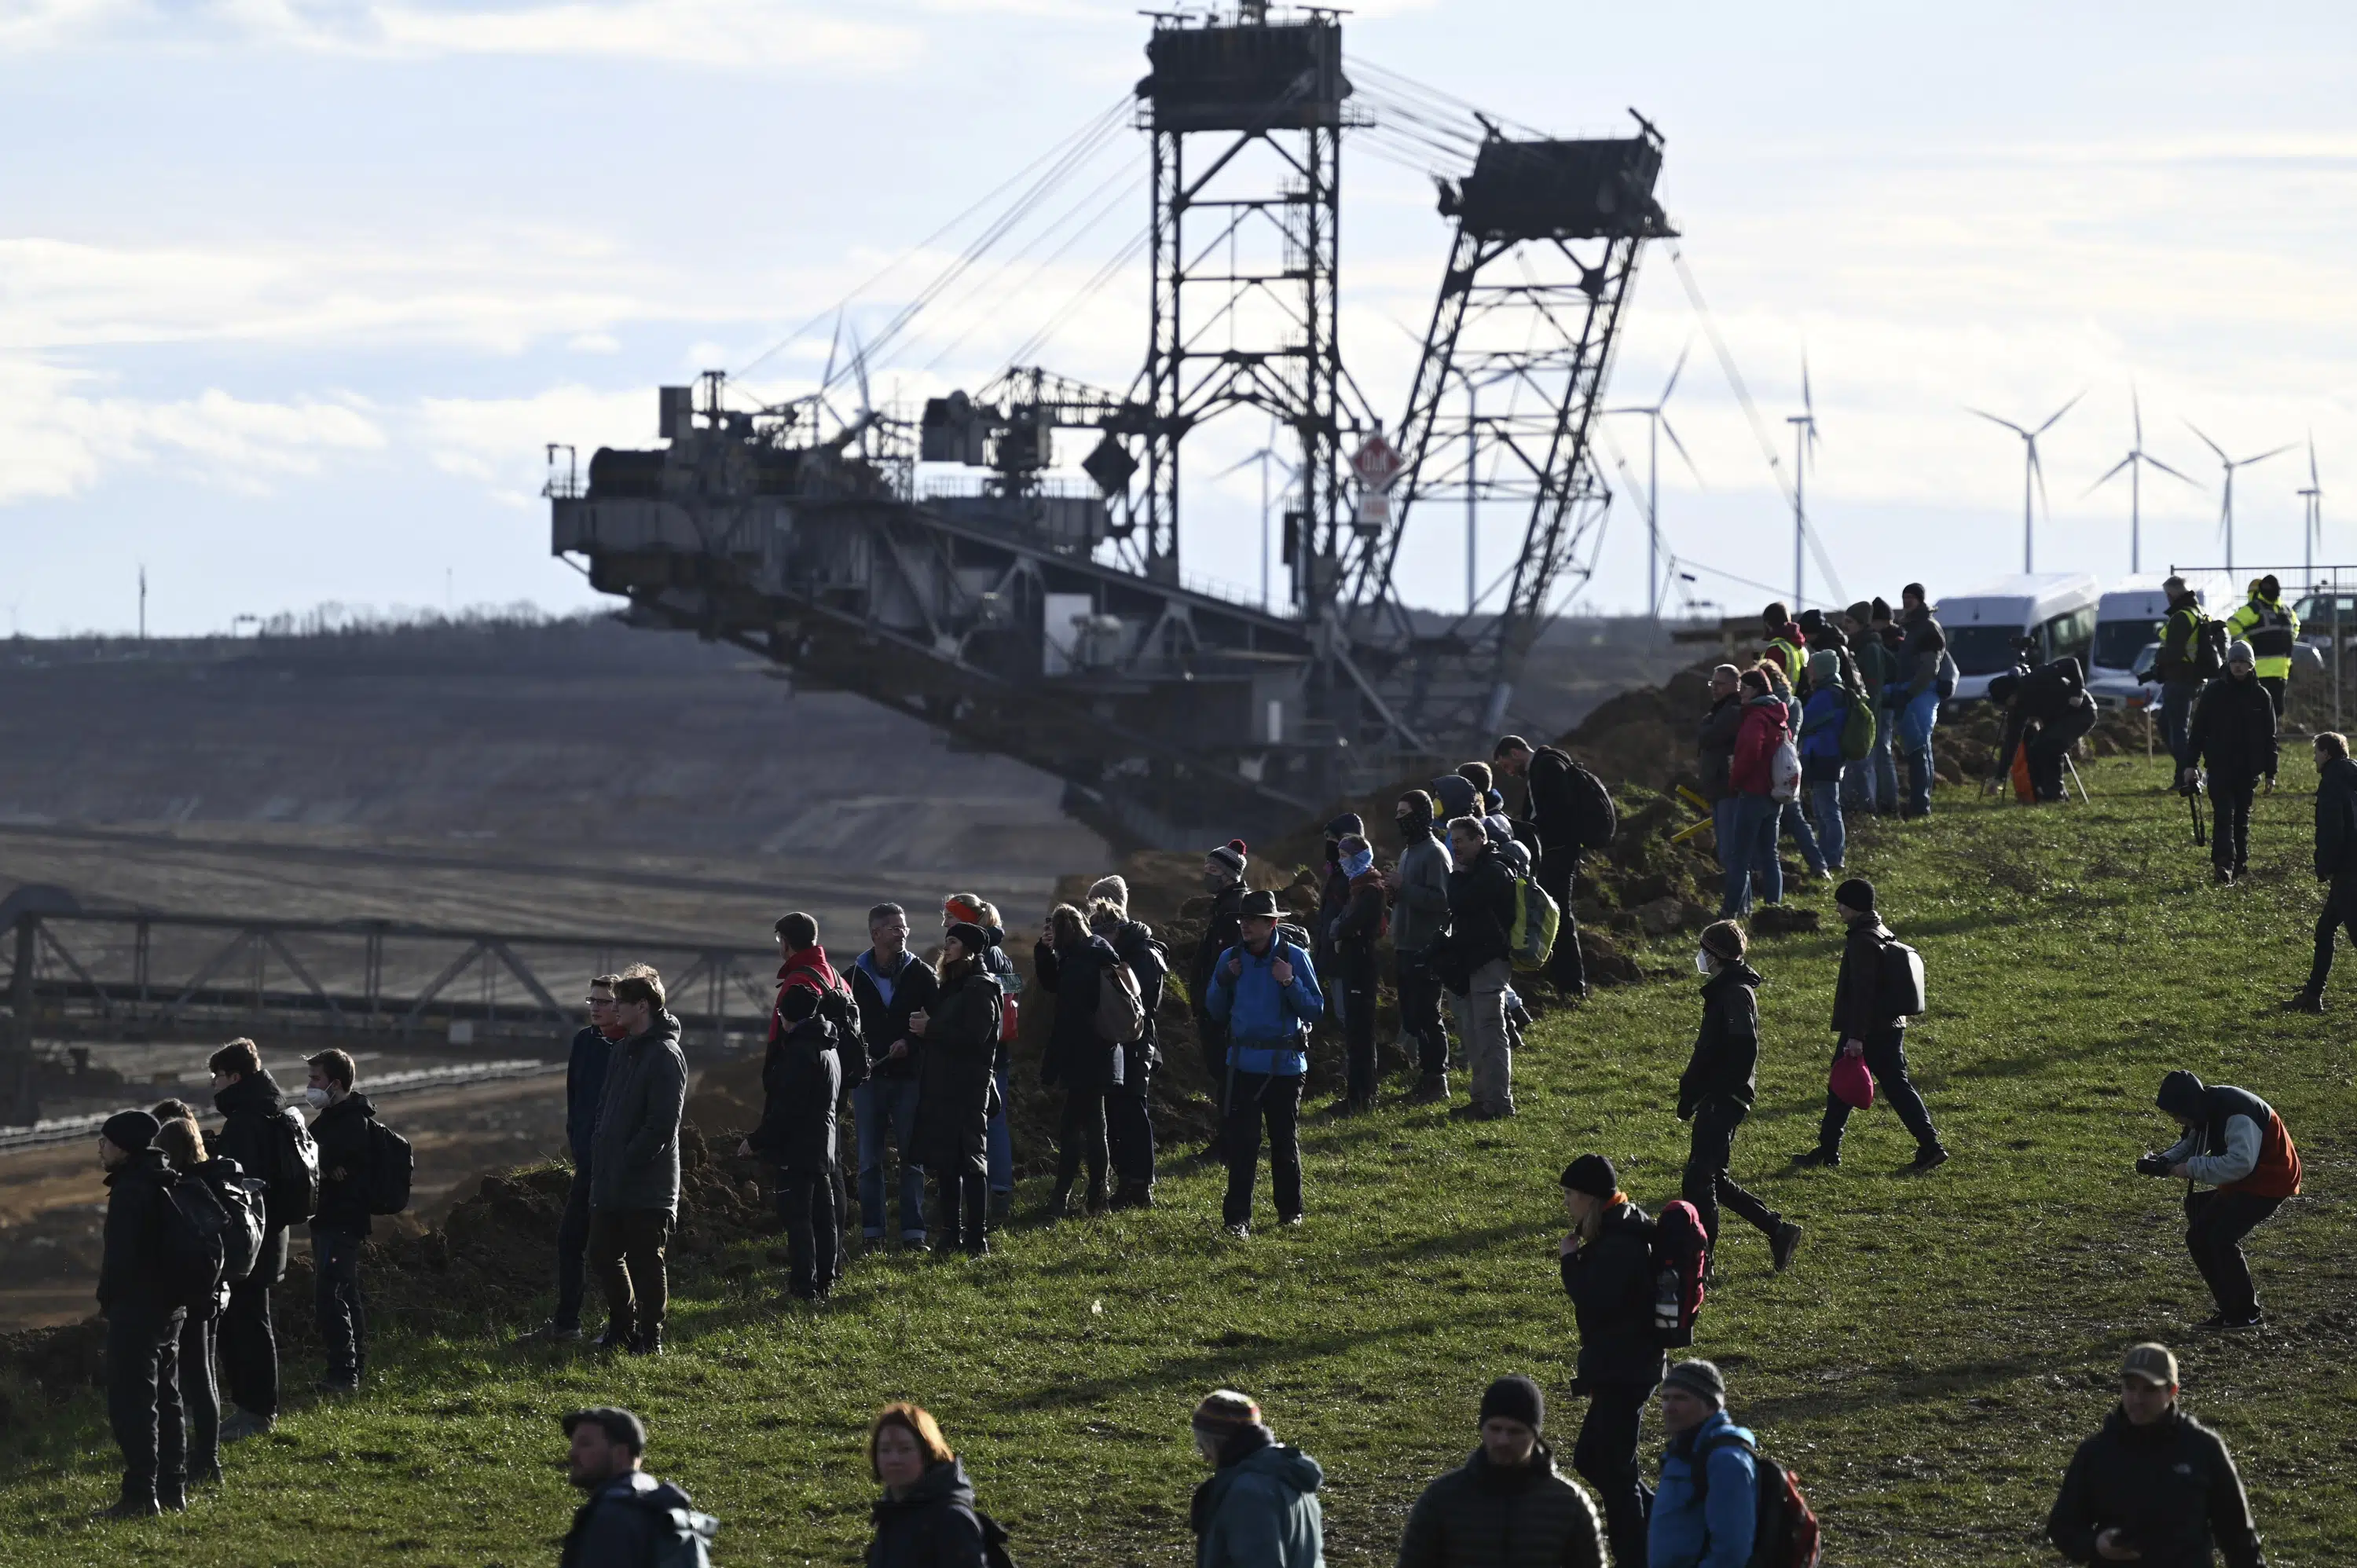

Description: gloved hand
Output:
[2134,1152,2173,1178]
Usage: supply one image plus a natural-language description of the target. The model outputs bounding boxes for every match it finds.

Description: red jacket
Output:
[1728,696,1790,797]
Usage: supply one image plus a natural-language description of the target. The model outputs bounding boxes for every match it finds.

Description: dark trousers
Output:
[776,1167,838,1296]
[1538,846,1587,995]
[1338,954,1377,1101]
[106,1306,185,1505]
[1197,1017,1232,1147]
[588,1207,670,1340]
[1818,1028,1941,1153]
[1395,948,1447,1077]
[934,1169,988,1253]
[2185,1189,2284,1321]
[1683,1098,1781,1247]
[312,1224,367,1381]
[1107,1073,1157,1191]
[2259,675,2286,731]
[553,1166,594,1330]
[1572,1381,1655,1568]
[1054,1086,1109,1196]
[219,1225,285,1419]
[178,1310,218,1479]
[2212,775,2256,871]
[2161,679,2198,768]
[2308,877,2357,992]
[1222,1070,1304,1226]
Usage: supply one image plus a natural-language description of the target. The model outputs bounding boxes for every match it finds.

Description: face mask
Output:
[1694,950,1714,976]
[1342,848,1374,879]
[305,1086,332,1108]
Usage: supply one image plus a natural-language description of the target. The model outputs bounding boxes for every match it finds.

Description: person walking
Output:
[304,1049,377,1395]
[909,922,1006,1254]
[1895,582,1948,817]
[866,1402,1001,1567]
[2150,575,2214,769]
[1034,903,1123,1218]
[1443,816,1519,1120]
[1494,735,1596,1000]
[1556,1155,1662,1568]
[1190,841,1252,1163]
[1089,879,1171,1207]
[1760,661,1829,881]
[1720,668,1790,918]
[1329,830,1387,1114]
[2047,1343,2266,1568]
[1798,647,1851,872]
[1795,879,1948,1171]
[1205,890,1325,1236]
[207,1037,295,1443]
[1647,1360,1761,1568]
[587,971,687,1355]
[1696,664,1747,877]
[151,1116,225,1489]
[1395,1374,1607,1568]
[2183,642,2278,885]
[1189,1390,1325,1568]
[742,984,844,1299]
[2225,573,2299,726]
[1678,921,1804,1270]
[559,1407,713,1567]
[1386,790,1454,1105]
[96,1109,188,1518]
[522,975,625,1343]
[2141,1070,2301,1330]
[2290,731,2357,1011]
[944,896,1023,1229]
[849,904,940,1249]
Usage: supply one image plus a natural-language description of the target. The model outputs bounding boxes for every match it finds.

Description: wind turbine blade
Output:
[1967,407,2030,438]
[2032,444,2051,521]
[2184,420,2228,464]
[2033,388,2086,437]
[2310,433,2321,489]
[851,328,871,418]
[2144,452,2199,486]
[2084,453,2135,496]
[1212,449,1274,479]
[1802,354,1813,419]
[1660,417,1704,485]
[1662,339,1692,405]
[2132,385,2143,449]
[820,312,843,390]
[2237,443,2294,469]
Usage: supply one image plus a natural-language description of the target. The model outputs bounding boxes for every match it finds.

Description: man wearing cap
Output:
[2225,573,2299,727]
[2150,575,2213,770]
[97,1109,189,1518]
[1204,889,1325,1236]
[2183,642,2278,884]
[1189,840,1252,1161]
[1189,1390,1325,1568]
[1557,1154,1662,1568]
[1396,1374,1607,1568]
[560,1406,711,1567]
[1798,878,1948,1171]
[2047,1344,2265,1568]
[1648,1360,1760,1568]
[2141,1070,2301,1330]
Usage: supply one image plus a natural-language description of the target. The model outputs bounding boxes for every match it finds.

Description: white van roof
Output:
[1935,572,2102,625]
[2099,570,2237,618]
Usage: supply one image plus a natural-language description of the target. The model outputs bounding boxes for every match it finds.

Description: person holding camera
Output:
[2182,640,2278,885]
[2138,1071,2301,1330]
[2047,1343,2264,1568]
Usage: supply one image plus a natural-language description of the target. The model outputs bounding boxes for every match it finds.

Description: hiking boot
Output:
[517,1319,583,1344]
[630,1327,664,1357]
[1911,1144,1952,1171]
[2283,989,2326,1014]
[315,1372,361,1396]
[219,1410,275,1443]
[158,1481,188,1513]
[1222,1222,1251,1240]
[97,1494,159,1521]
[963,1236,989,1258]
[592,1326,635,1353]
[1505,998,1534,1031]
[2213,866,2234,885]
[1085,1179,1109,1215]
[1043,1186,1072,1222]
[899,1231,928,1250]
[1278,1212,1305,1228]
[191,1462,223,1488]
[986,1190,1013,1228]
[1769,1221,1805,1273]
[1407,1074,1450,1105]
[1109,1181,1153,1211]
[1791,1146,1840,1169]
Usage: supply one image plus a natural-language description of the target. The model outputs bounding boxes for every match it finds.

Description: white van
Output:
[2088,571,2237,708]
[1934,573,2102,703]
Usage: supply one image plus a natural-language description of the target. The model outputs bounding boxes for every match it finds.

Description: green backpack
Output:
[1510,876,1561,972]
[1838,651,1877,763]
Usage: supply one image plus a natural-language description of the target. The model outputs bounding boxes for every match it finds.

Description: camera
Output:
[2134,1152,2173,1178]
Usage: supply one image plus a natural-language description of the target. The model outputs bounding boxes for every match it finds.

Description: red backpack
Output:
[1692,1431,1824,1568]
[1650,1199,1710,1348]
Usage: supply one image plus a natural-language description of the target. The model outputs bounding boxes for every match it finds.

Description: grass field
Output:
[3,750,2352,1566]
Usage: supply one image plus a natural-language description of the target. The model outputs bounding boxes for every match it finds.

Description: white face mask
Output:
[1694,950,1714,976]
[304,1086,332,1108]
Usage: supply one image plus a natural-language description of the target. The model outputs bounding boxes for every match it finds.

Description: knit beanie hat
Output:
[1325,812,1365,841]
[1207,839,1248,877]
[1397,790,1435,826]
[944,921,992,961]
[1192,1390,1262,1442]
[1479,1375,1545,1431]
[1664,1360,1727,1406]
[102,1109,159,1152]
[1845,600,1874,626]
[1087,874,1130,913]
[1559,1153,1618,1198]
[1808,648,1839,684]
[1835,877,1876,914]
[2227,639,2256,669]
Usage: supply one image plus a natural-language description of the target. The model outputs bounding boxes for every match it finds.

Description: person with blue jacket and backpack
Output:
[1649,1360,1759,1568]
[1798,647,1851,873]
[1205,889,1324,1236]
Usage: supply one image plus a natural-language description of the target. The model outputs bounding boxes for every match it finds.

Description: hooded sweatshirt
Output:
[2155,1072,2301,1198]
[1193,1427,1325,1568]
[1391,808,1454,952]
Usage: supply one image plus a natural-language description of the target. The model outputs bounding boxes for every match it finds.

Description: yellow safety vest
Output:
[2227,595,2300,680]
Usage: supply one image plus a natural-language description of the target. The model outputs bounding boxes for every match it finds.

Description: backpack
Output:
[1508,874,1561,972]
[2194,617,2230,680]
[1876,936,1927,1018]
[363,1117,415,1215]
[1545,749,1618,853]
[262,1105,321,1229]
[632,1493,720,1568]
[1649,1199,1710,1348]
[1935,650,1959,701]
[1769,737,1802,802]
[1094,957,1146,1045]
[200,1162,268,1282]
[1836,654,1876,763]
[1691,1431,1824,1568]
[156,1171,232,1310]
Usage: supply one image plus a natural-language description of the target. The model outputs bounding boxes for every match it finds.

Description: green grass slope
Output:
[4,753,2352,1566]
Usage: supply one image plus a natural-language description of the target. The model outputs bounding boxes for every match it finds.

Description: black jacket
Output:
[1446,844,1519,974]
[1558,1200,1663,1389]
[211,1068,295,1280]
[1899,606,1947,694]
[2316,755,2357,880]
[2047,1405,2264,1568]
[1332,870,1387,993]
[1697,694,1744,804]
[852,949,941,1083]
[1396,1442,1607,1568]
[561,1471,702,1568]
[566,1024,615,1169]
[2186,674,2279,783]
[98,1145,178,1317]
[867,1458,991,1568]
[2154,599,2206,683]
[310,1091,378,1237]
[1832,918,1902,1041]
[1036,935,1120,1091]
[1523,746,1586,852]
[912,967,1005,1174]
[750,1017,842,1174]
[1679,962,1762,1118]
[1190,882,1248,1021]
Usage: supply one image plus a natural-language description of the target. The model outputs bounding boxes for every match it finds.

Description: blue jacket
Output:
[565,1024,614,1168]
[1798,684,1849,762]
[1649,1411,1758,1568]
[1193,1437,1325,1568]
[1204,939,1324,1077]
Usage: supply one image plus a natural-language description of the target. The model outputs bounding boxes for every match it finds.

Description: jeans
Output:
[2212,776,2256,871]
[776,1167,838,1296]
[854,1077,927,1239]
[106,1306,185,1506]
[2183,1189,2284,1321]
[1897,687,1941,814]
[312,1223,367,1382]
[1572,1381,1655,1568]
[1055,1085,1109,1197]
[1222,1069,1305,1226]
[987,1067,1014,1196]
[2162,679,2199,768]
[219,1225,284,1420]
[1537,846,1587,995]
[1775,796,1827,877]
[178,1310,218,1479]
[1459,958,1515,1114]
[588,1207,670,1342]
[1395,947,1447,1079]
[1683,1097,1782,1247]
[1808,778,1846,871]
[1107,1071,1157,1191]
[1817,1028,1941,1153]
[2308,876,2357,993]
[554,1166,593,1331]
[1720,793,1782,916]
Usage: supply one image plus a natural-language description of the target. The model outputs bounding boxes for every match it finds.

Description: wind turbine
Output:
[1215,423,1292,612]
[2185,423,2293,575]
[2298,435,2325,583]
[2086,390,2196,573]
[1785,359,1820,607]
[1607,340,1703,624]
[1967,391,2084,573]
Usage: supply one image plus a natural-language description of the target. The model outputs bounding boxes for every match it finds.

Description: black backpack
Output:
[1876,936,1927,1018]
[1553,750,1618,853]
[156,1171,232,1310]
[200,1160,269,1281]
[363,1117,415,1215]
[625,1489,719,1568]
[1691,1431,1824,1568]
[2194,617,2229,679]
[262,1105,321,1229]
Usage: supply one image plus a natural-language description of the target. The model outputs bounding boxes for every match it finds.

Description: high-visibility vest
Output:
[2227,595,2299,678]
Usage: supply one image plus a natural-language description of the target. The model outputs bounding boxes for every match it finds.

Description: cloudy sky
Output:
[5,0,2355,634]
